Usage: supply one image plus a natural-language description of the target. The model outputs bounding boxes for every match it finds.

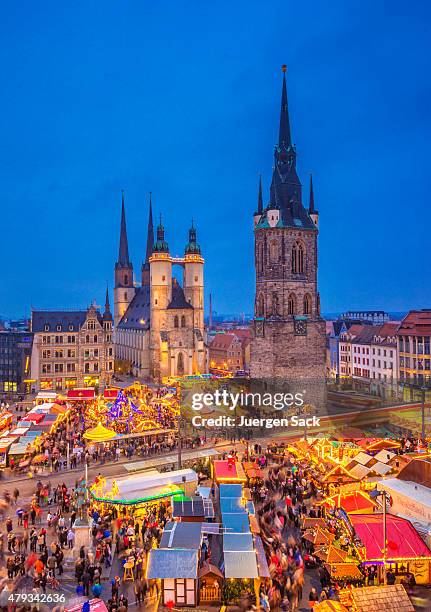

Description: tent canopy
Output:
[83,423,117,442]
[350,513,431,561]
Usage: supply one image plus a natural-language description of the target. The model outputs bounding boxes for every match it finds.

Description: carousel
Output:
[84,385,179,435]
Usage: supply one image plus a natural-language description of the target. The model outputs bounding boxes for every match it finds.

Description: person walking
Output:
[67,528,75,549]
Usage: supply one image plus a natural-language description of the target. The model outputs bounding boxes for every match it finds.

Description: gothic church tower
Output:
[114,191,136,326]
[250,69,326,382]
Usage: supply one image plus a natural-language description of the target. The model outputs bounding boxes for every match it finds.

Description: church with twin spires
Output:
[113,193,206,381]
[250,69,326,382]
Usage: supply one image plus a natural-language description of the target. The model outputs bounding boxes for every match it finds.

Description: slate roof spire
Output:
[309,174,317,214]
[185,219,201,255]
[257,174,263,214]
[278,65,292,149]
[117,190,131,267]
[103,284,113,321]
[145,192,154,264]
[105,285,111,312]
[153,214,169,253]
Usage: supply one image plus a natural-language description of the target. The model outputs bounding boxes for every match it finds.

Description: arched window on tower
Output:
[287,293,296,316]
[271,292,280,316]
[181,315,186,327]
[174,315,179,328]
[303,294,311,315]
[269,239,279,264]
[292,241,305,275]
[124,274,128,285]
[256,293,265,317]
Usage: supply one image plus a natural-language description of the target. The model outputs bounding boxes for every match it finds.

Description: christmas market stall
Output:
[321,491,378,515]
[147,548,199,606]
[90,468,198,509]
[349,513,431,584]
[213,459,247,484]
[321,464,362,494]
[172,495,215,522]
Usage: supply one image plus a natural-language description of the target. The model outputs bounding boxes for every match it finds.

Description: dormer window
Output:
[56,325,62,332]
[44,324,50,331]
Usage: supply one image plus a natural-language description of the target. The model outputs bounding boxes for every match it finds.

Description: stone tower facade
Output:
[114,197,207,382]
[114,191,136,326]
[250,70,326,382]
[149,219,206,380]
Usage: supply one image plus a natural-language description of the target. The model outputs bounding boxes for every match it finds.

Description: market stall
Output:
[213,460,247,484]
[90,468,198,506]
[349,513,431,584]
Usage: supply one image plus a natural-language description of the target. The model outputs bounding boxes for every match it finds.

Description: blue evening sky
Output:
[1,1,430,318]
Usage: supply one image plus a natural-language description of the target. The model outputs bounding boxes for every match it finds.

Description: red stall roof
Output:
[22,413,45,424]
[350,513,431,562]
[67,388,95,400]
[213,460,247,483]
[103,389,118,399]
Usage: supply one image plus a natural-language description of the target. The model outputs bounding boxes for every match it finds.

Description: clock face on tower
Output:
[294,319,307,336]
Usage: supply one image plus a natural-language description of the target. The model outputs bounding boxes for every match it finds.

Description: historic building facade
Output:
[250,70,326,382]
[30,297,114,391]
[114,195,206,381]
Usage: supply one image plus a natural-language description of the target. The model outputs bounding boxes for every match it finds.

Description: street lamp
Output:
[370,488,390,584]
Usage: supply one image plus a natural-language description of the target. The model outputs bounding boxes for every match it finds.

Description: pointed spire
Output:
[145,192,154,264]
[103,284,113,321]
[278,66,292,149]
[257,174,263,213]
[117,190,131,267]
[185,219,201,255]
[105,284,111,312]
[153,213,169,253]
[309,174,317,214]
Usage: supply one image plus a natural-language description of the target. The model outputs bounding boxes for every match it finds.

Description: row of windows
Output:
[42,362,112,374]
[399,357,431,370]
[257,240,307,274]
[256,292,312,317]
[353,368,391,381]
[399,337,431,354]
[353,356,394,369]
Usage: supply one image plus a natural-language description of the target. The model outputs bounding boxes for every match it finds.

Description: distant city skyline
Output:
[1,1,430,318]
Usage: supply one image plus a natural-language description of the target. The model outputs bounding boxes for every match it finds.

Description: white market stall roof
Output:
[349,464,371,480]
[353,452,374,466]
[147,548,199,579]
[9,443,30,455]
[223,550,258,579]
[10,427,30,436]
[370,461,392,476]
[374,450,396,464]
[378,478,431,510]
[36,392,58,400]
[90,468,198,505]
[32,402,54,413]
